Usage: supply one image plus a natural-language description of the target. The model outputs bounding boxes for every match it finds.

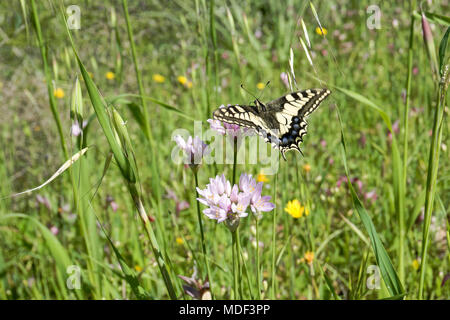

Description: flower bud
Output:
[70,75,83,122]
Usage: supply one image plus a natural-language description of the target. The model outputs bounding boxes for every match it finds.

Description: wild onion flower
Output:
[207,118,250,139]
[364,189,378,203]
[280,72,289,89]
[387,120,400,142]
[50,225,59,236]
[70,120,87,137]
[197,173,274,230]
[284,199,309,218]
[250,182,275,216]
[174,135,209,168]
[36,194,51,210]
[106,195,118,212]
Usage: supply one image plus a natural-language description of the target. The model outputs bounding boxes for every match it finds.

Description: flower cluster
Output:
[197,173,275,229]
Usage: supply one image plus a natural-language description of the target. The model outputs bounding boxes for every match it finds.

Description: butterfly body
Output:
[213,88,331,160]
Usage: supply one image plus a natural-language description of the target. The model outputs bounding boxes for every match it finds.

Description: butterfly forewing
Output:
[213,88,331,160]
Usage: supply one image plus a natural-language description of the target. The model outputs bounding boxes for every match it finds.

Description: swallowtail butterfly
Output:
[213,88,331,160]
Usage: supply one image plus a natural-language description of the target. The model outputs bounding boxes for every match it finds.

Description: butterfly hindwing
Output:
[212,88,331,160]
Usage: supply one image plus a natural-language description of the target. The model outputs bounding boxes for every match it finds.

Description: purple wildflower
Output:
[174,135,209,167]
[70,120,88,137]
[280,72,289,89]
[207,117,250,139]
[365,189,378,203]
[250,182,275,215]
[196,173,274,229]
[50,225,59,236]
[106,195,118,212]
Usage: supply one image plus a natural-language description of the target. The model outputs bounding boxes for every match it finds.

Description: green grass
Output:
[0,0,448,300]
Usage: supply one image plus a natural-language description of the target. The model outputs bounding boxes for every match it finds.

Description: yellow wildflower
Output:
[105,71,115,80]
[304,251,314,264]
[256,82,265,90]
[315,27,327,36]
[186,81,193,88]
[88,72,94,78]
[284,199,306,218]
[412,259,420,271]
[134,265,142,272]
[257,172,269,183]
[53,88,65,99]
[177,76,188,85]
[176,237,184,245]
[153,74,165,83]
[302,163,311,173]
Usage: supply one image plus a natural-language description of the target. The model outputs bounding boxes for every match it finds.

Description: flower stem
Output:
[232,137,238,185]
[271,170,278,299]
[232,230,239,299]
[399,11,415,284]
[255,217,262,299]
[418,80,446,299]
[194,170,214,299]
[236,228,247,298]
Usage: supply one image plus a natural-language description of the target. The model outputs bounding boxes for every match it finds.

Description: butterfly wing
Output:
[212,88,331,160]
[266,88,331,159]
[212,104,263,130]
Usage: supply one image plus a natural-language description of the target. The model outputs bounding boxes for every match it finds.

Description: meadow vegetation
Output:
[0,0,448,300]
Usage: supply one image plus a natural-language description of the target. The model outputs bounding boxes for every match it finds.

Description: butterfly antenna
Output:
[240,84,258,100]
[257,80,271,101]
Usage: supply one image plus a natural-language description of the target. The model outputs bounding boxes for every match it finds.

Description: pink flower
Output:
[174,135,209,166]
[70,120,88,137]
[207,117,250,139]
[50,225,59,235]
[250,182,275,215]
[196,173,274,226]
[106,195,118,212]
[239,173,258,194]
[176,201,190,214]
[387,120,400,143]
[203,205,228,223]
[280,72,289,89]
[365,189,378,202]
